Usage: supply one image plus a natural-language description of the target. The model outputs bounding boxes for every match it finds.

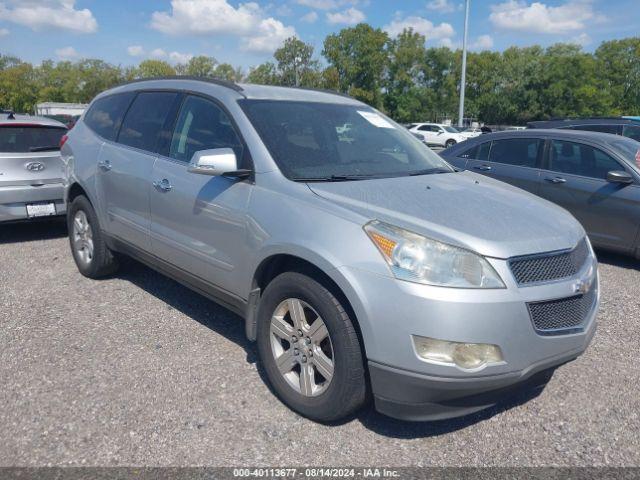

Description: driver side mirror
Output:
[437,131,443,135]
[188,148,251,178]
[606,170,634,184]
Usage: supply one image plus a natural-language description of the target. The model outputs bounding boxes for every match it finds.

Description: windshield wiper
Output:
[408,168,453,176]
[29,145,60,152]
[296,174,376,182]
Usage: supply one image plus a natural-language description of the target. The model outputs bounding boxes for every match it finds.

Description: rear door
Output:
[150,94,252,295]
[94,91,179,250]
[538,139,639,251]
[466,137,543,194]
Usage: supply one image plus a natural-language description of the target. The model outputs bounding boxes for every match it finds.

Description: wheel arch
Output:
[246,251,369,364]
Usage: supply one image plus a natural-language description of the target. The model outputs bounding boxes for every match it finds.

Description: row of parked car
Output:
[1,79,637,423]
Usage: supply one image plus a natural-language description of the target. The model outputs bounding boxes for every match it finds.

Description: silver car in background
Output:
[62,78,598,422]
[0,113,68,222]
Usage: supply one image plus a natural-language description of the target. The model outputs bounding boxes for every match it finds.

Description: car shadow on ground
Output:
[114,257,548,438]
[0,218,67,245]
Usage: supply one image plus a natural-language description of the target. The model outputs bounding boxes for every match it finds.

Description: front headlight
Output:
[364,220,505,289]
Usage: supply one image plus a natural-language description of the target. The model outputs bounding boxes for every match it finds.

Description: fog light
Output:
[412,336,503,370]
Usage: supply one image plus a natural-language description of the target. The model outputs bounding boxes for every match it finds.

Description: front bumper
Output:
[369,331,592,421]
[338,252,598,421]
[0,183,66,222]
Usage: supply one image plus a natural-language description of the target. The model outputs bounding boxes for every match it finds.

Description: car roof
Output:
[98,77,364,106]
[0,113,67,128]
[528,118,640,128]
[442,128,631,156]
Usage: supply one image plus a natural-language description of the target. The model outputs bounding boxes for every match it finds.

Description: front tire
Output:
[67,195,119,278]
[445,139,457,148]
[256,272,367,422]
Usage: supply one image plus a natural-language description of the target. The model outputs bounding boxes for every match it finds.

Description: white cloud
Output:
[426,0,457,13]
[150,48,168,59]
[295,0,360,10]
[570,32,591,46]
[169,51,194,63]
[0,27,8,36]
[55,46,79,59]
[276,4,293,16]
[470,34,494,50]
[489,0,598,34]
[150,0,296,54]
[0,0,97,33]
[326,7,365,25]
[127,45,145,57]
[301,11,318,23]
[384,15,455,41]
[241,17,296,52]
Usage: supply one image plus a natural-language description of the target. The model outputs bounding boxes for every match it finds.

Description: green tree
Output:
[184,55,217,77]
[595,38,640,115]
[213,63,243,82]
[322,23,389,106]
[274,37,319,87]
[246,62,279,85]
[136,59,176,78]
[384,28,428,122]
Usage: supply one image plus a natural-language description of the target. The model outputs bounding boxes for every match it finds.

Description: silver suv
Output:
[0,113,68,222]
[63,78,599,422]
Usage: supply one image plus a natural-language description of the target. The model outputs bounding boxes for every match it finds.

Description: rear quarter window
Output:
[84,92,135,142]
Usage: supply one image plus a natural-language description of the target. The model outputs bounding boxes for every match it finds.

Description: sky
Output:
[0,0,638,71]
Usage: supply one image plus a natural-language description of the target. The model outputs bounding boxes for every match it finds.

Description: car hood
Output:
[307,171,584,259]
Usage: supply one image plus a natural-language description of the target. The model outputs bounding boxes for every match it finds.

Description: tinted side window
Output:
[418,125,431,131]
[118,92,179,152]
[169,95,243,163]
[571,124,621,135]
[84,92,134,141]
[459,141,490,160]
[549,140,621,179]
[488,138,541,167]
[622,125,640,142]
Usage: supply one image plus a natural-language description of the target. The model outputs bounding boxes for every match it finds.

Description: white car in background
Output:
[409,123,467,148]
[459,127,484,139]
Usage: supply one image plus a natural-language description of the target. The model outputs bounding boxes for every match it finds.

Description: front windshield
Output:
[609,138,640,169]
[239,100,452,181]
[443,126,459,133]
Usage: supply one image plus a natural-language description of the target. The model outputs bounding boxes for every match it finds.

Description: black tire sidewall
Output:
[256,272,365,422]
[67,195,116,278]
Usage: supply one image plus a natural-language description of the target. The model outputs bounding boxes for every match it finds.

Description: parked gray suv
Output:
[63,78,599,422]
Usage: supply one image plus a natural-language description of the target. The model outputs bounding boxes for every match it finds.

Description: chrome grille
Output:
[509,239,589,286]
[527,288,596,335]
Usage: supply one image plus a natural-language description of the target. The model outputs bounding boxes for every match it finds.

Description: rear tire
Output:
[67,195,119,278]
[256,271,367,422]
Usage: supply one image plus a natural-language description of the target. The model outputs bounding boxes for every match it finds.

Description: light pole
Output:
[458,0,470,128]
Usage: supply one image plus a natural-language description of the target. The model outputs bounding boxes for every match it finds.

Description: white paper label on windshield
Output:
[357,111,395,129]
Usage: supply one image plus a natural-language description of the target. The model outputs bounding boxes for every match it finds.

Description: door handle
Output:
[474,165,492,171]
[153,179,173,192]
[545,176,567,184]
[97,159,112,171]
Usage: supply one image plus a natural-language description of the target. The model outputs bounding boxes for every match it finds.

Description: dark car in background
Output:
[441,129,640,258]
[528,117,640,142]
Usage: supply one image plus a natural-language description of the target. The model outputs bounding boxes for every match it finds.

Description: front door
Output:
[150,94,252,295]
[538,139,640,252]
[466,137,543,194]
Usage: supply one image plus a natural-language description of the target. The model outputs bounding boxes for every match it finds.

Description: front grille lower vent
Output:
[527,288,596,335]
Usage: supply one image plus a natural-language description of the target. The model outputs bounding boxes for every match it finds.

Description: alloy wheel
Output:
[72,210,94,265]
[269,298,335,397]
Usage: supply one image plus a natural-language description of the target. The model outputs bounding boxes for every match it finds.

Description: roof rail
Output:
[116,76,244,93]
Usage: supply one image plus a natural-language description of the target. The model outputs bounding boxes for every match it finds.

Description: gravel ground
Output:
[1,220,639,467]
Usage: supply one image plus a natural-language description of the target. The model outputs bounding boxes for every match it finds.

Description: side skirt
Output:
[105,233,249,320]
